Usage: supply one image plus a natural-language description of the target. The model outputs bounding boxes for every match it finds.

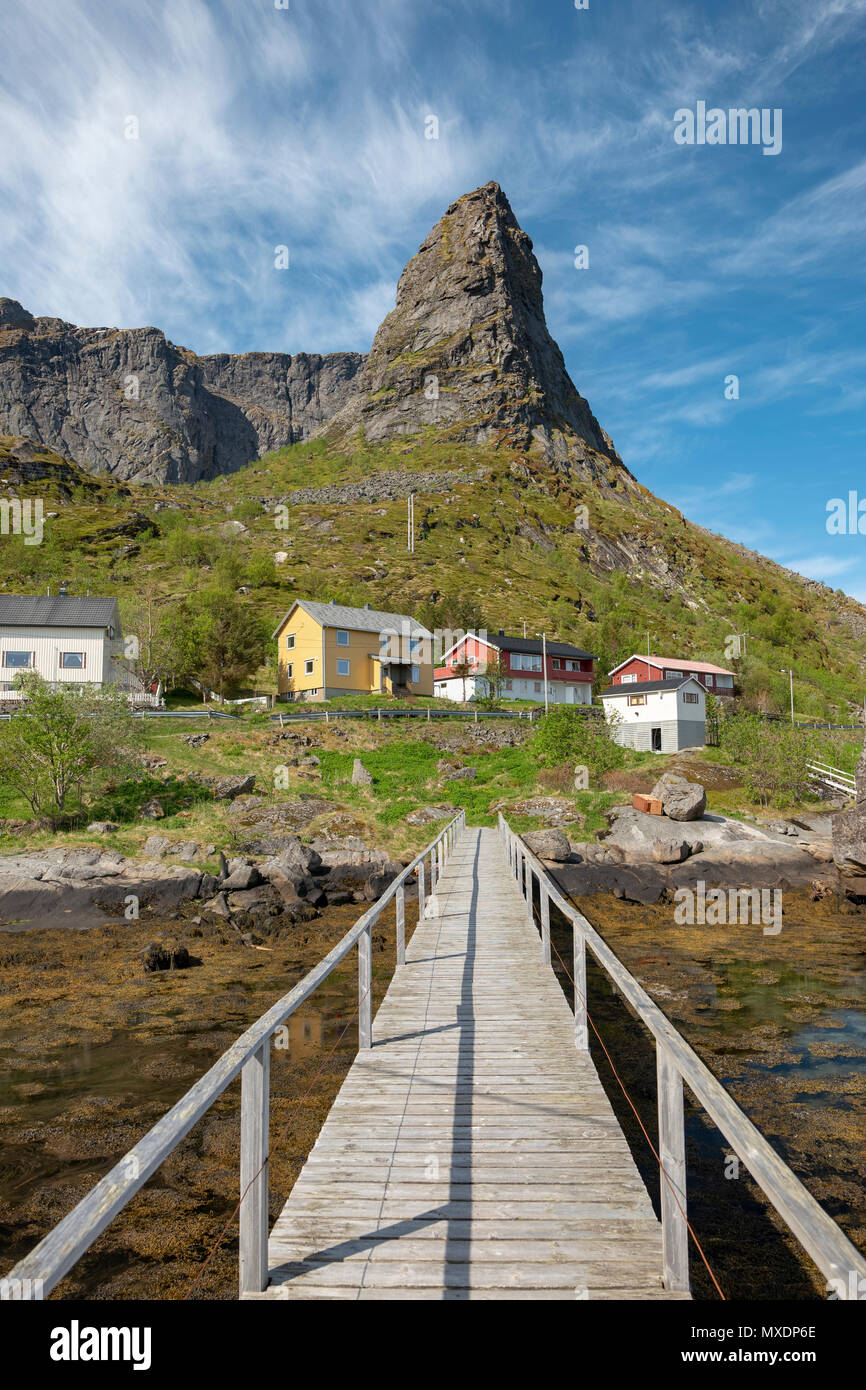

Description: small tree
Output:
[533,706,625,780]
[705,692,722,747]
[0,675,144,820]
[451,657,474,703]
[475,652,508,707]
[182,587,269,702]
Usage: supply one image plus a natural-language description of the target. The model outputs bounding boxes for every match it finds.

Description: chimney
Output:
[499,629,505,637]
[364,603,372,610]
[59,581,68,597]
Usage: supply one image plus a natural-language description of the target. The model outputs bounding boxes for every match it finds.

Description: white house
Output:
[0,594,142,699]
[600,676,706,753]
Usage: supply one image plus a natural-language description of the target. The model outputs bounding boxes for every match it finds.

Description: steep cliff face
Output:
[322,182,627,481]
[0,182,625,484]
[0,299,364,484]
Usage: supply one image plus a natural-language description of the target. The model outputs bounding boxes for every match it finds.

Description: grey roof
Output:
[0,595,120,628]
[492,633,595,660]
[600,677,704,697]
[272,599,432,640]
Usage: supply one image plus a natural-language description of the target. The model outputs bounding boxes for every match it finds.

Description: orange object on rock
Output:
[633,793,663,815]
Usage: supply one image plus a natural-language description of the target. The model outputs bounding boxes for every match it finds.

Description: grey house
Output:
[600,676,706,753]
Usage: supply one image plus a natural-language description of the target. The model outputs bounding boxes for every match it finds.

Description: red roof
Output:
[609,654,734,677]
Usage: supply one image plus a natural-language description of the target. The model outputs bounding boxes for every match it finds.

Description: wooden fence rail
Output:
[499,812,866,1298]
[1,811,466,1301]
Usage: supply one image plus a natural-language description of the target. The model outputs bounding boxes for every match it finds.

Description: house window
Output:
[716,675,733,689]
[683,692,699,704]
[515,653,542,672]
[3,650,32,668]
[304,659,315,675]
[337,658,350,676]
[336,630,349,646]
[504,679,512,690]
[60,652,85,669]
[411,665,420,683]
[286,633,295,649]
[621,673,637,683]
[665,669,683,678]
[628,695,646,706]
[533,682,542,693]
[285,663,293,678]
[552,658,561,669]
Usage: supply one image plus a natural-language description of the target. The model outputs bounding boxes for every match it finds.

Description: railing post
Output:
[657,1043,690,1292]
[540,884,551,966]
[358,923,372,1050]
[396,884,405,967]
[573,922,588,1050]
[239,1039,270,1295]
[417,859,426,921]
[430,847,437,890]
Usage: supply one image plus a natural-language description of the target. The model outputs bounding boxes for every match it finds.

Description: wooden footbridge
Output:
[4,814,865,1301]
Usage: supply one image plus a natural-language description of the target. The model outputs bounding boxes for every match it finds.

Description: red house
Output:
[607,654,735,700]
[434,630,595,705]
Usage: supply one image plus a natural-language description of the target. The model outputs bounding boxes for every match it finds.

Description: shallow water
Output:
[551,889,866,1299]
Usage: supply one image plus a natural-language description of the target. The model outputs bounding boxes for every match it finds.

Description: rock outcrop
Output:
[321,182,630,482]
[0,183,630,486]
[0,298,364,483]
[832,751,866,884]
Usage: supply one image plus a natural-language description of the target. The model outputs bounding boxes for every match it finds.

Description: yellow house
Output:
[272,599,435,701]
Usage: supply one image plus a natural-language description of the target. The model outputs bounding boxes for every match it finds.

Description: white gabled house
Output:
[0,594,145,702]
[600,676,706,753]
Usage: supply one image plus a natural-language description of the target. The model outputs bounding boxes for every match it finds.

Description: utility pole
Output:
[536,631,549,715]
[781,668,794,724]
[523,620,527,638]
[645,632,654,679]
[407,493,414,552]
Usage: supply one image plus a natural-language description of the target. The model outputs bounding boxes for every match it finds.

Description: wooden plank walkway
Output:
[257,826,686,1300]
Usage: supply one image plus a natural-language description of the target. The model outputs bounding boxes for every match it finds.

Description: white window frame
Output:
[621,672,638,684]
[337,658,350,676]
[336,630,350,647]
[286,633,295,649]
[683,691,699,704]
[304,659,315,675]
[411,664,420,683]
[285,662,293,679]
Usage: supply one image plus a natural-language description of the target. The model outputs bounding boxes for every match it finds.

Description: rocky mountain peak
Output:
[323,182,625,475]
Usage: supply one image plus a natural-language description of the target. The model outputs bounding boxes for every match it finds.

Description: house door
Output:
[565,686,575,704]
[651,727,662,752]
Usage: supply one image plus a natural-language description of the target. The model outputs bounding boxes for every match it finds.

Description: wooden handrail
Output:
[1,810,466,1301]
[499,812,866,1299]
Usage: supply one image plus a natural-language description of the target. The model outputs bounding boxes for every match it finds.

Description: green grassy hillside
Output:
[1,431,864,721]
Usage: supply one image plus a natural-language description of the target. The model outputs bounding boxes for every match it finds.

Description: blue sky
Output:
[1,0,865,597]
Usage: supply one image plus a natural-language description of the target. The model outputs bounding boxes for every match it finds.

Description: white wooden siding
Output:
[0,626,111,686]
